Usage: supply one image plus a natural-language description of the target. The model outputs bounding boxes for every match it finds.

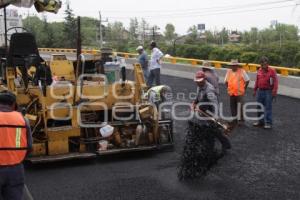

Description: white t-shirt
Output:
[149,47,163,70]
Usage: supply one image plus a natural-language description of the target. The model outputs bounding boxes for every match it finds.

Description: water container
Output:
[99,125,114,138]
[99,140,108,151]
[104,62,120,84]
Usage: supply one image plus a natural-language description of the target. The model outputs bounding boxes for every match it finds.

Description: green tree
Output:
[139,18,150,46]
[41,16,54,47]
[240,52,259,63]
[63,2,77,48]
[164,23,176,43]
[129,18,139,45]
[185,25,198,44]
[105,21,129,51]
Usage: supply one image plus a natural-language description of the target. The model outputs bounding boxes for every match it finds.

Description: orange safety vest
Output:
[0,111,28,166]
[227,69,246,96]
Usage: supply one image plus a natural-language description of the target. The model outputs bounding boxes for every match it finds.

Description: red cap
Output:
[194,71,206,82]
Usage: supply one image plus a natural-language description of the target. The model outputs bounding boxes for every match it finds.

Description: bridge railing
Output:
[38,48,300,77]
[115,52,300,77]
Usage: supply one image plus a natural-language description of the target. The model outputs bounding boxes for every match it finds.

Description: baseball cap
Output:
[136,46,143,51]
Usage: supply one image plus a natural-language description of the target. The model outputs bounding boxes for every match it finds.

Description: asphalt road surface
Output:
[25,74,300,200]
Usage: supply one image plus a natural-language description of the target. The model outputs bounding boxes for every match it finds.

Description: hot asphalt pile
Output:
[177,120,223,180]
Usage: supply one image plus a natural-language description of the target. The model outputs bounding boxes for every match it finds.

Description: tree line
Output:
[22,6,300,67]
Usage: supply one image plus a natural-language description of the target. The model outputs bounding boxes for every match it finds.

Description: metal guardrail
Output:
[38,48,300,76]
[115,52,300,77]
[38,48,100,55]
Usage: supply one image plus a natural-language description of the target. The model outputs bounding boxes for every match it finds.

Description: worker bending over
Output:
[145,85,172,108]
[192,71,231,154]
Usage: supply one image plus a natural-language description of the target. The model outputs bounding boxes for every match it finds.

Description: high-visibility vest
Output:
[0,111,28,166]
[227,69,246,96]
[145,85,167,102]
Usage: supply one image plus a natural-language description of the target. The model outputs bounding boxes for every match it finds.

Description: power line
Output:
[47,0,294,17]
[106,4,295,20]
[102,0,295,13]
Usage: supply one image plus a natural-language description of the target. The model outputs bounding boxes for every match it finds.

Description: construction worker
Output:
[192,71,231,154]
[136,46,149,82]
[202,61,220,96]
[225,59,250,124]
[147,41,164,87]
[0,91,32,200]
[253,56,278,129]
[145,85,172,108]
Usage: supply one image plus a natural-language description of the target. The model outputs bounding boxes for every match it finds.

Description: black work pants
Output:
[230,95,244,122]
[147,68,161,86]
[0,164,24,200]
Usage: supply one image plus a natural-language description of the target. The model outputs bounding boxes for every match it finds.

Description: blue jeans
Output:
[257,90,273,124]
[142,68,149,83]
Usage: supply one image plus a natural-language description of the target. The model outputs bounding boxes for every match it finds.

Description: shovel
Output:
[193,108,230,132]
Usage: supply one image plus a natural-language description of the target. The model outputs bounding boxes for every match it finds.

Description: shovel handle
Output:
[192,108,228,131]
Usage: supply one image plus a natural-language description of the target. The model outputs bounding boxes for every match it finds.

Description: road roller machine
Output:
[0,32,173,163]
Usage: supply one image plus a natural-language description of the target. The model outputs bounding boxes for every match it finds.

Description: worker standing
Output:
[136,46,149,82]
[253,56,278,129]
[192,71,231,154]
[0,91,32,200]
[147,41,164,87]
[225,59,250,124]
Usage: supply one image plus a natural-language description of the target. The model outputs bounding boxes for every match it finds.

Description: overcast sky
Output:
[9,0,300,34]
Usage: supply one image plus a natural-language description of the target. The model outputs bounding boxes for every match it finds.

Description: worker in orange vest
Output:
[225,60,250,125]
[0,91,32,200]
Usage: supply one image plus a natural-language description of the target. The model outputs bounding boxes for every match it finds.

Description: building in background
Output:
[229,31,241,43]
[0,9,23,47]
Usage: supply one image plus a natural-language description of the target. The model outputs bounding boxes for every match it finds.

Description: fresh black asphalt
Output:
[25,74,300,200]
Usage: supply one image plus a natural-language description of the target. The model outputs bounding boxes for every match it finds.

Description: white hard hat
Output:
[136,46,143,51]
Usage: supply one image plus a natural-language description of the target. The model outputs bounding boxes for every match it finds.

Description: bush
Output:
[224,49,241,61]
[209,47,228,61]
[294,52,300,67]
[260,52,282,66]
[240,52,259,63]
[182,45,201,58]
[196,45,214,60]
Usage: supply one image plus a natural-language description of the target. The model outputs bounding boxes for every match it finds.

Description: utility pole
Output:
[152,27,155,41]
[98,11,108,49]
[151,26,160,41]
